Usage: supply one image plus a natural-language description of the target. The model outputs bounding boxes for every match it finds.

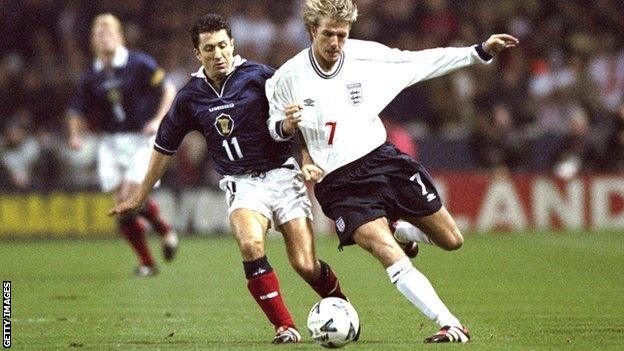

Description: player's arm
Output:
[108,149,172,216]
[143,79,177,135]
[67,111,86,150]
[412,33,518,83]
[374,33,517,89]
[67,77,89,150]
[298,131,323,182]
[266,75,301,141]
[482,34,519,56]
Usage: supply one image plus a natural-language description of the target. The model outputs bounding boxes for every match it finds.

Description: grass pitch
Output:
[2,231,623,350]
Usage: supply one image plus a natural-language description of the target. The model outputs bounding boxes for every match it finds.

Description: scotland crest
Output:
[214,113,234,137]
[346,83,363,106]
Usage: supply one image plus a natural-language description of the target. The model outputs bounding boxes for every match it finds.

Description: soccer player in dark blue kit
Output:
[67,13,178,277]
[110,14,347,344]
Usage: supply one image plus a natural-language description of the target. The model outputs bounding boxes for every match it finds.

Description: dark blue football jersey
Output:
[154,58,292,176]
[69,47,164,132]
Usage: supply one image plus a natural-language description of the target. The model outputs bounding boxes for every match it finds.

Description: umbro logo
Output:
[304,98,315,106]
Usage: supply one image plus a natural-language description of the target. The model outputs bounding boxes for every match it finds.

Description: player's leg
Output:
[392,220,435,246]
[352,217,469,342]
[400,207,464,251]
[128,141,178,261]
[385,146,463,251]
[229,208,300,343]
[279,217,347,300]
[98,139,156,276]
[114,181,156,276]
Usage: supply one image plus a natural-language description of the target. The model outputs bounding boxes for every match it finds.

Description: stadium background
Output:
[2,1,624,350]
[1,0,623,236]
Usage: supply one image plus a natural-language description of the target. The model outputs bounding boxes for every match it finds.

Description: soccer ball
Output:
[307,297,360,348]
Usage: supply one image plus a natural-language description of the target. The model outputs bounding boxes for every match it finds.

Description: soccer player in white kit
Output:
[266,0,518,343]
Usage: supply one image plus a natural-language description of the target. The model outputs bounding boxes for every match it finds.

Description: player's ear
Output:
[194,48,202,62]
[310,25,318,39]
[230,38,234,50]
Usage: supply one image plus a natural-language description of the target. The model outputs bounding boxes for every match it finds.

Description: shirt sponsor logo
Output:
[346,83,363,106]
[209,103,235,113]
[304,98,315,107]
[336,217,346,232]
[214,113,235,137]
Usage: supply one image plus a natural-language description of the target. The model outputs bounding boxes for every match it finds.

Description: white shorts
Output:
[97,133,158,192]
[219,158,313,228]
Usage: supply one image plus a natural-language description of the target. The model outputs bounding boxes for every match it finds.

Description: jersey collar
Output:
[192,55,246,80]
[308,48,344,79]
[93,46,129,72]
[192,55,247,97]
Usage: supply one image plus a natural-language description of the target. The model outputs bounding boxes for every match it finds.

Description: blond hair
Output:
[91,13,125,51]
[302,0,358,29]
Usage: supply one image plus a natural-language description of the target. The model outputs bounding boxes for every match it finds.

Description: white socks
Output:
[386,257,461,327]
[394,221,435,245]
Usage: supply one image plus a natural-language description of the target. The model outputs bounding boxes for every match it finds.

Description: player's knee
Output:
[237,236,264,258]
[370,241,405,267]
[440,230,464,251]
[291,257,317,281]
[118,214,136,227]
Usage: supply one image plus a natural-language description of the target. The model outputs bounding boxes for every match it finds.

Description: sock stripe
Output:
[259,291,279,300]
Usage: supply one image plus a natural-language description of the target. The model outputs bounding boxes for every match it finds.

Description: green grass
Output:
[2,231,623,350]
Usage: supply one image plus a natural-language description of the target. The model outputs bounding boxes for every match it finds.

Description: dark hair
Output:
[190,13,232,49]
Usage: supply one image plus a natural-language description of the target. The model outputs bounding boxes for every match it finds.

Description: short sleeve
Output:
[154,94,194,155]
[67,76,89,117]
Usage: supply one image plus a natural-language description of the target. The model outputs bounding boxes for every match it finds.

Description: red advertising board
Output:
[432,173,624,232]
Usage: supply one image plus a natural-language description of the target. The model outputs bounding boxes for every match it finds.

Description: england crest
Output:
[335,217,346,232]
[214,113,234,137]
[346,83,363,106]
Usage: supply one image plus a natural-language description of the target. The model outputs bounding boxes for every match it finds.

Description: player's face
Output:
[92,24,122,56]
[195,29,234,83]
[311,18,350,70]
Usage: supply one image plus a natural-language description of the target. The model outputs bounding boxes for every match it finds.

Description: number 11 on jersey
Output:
[222,137,244,161]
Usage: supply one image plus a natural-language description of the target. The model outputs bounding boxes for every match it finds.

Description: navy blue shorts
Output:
[314,142,443,246]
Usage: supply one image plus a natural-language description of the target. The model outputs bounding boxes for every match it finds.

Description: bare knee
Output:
[290,257,318,282]
[368,240,405,267]
[237,236,265,260]
[438,230,464,251]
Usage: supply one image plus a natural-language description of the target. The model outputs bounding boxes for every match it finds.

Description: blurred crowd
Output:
[2,0,624,191]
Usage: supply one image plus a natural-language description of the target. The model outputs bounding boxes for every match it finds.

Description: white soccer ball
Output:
[307,297,360,348]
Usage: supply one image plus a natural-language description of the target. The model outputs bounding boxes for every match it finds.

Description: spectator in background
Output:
[605,103,624,171]
[588,34,624,114]
[66,13,178,276]
[420,0,459,47]
[3,0,624,189]
[470,103,525,174]
[0,116,41,190]
[552,105,598,179]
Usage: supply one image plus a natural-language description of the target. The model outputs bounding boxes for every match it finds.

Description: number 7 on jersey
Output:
[325,121,337,145]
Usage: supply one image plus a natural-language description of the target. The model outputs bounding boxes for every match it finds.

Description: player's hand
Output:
[142,119,160,135]
[483,34,519,56]
[301,164,324,182]
[69,136,85,150]
[108,197,143,217]
[282,104,304,135]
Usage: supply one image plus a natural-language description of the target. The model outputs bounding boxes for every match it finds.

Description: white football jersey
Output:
[266,39,491,177]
